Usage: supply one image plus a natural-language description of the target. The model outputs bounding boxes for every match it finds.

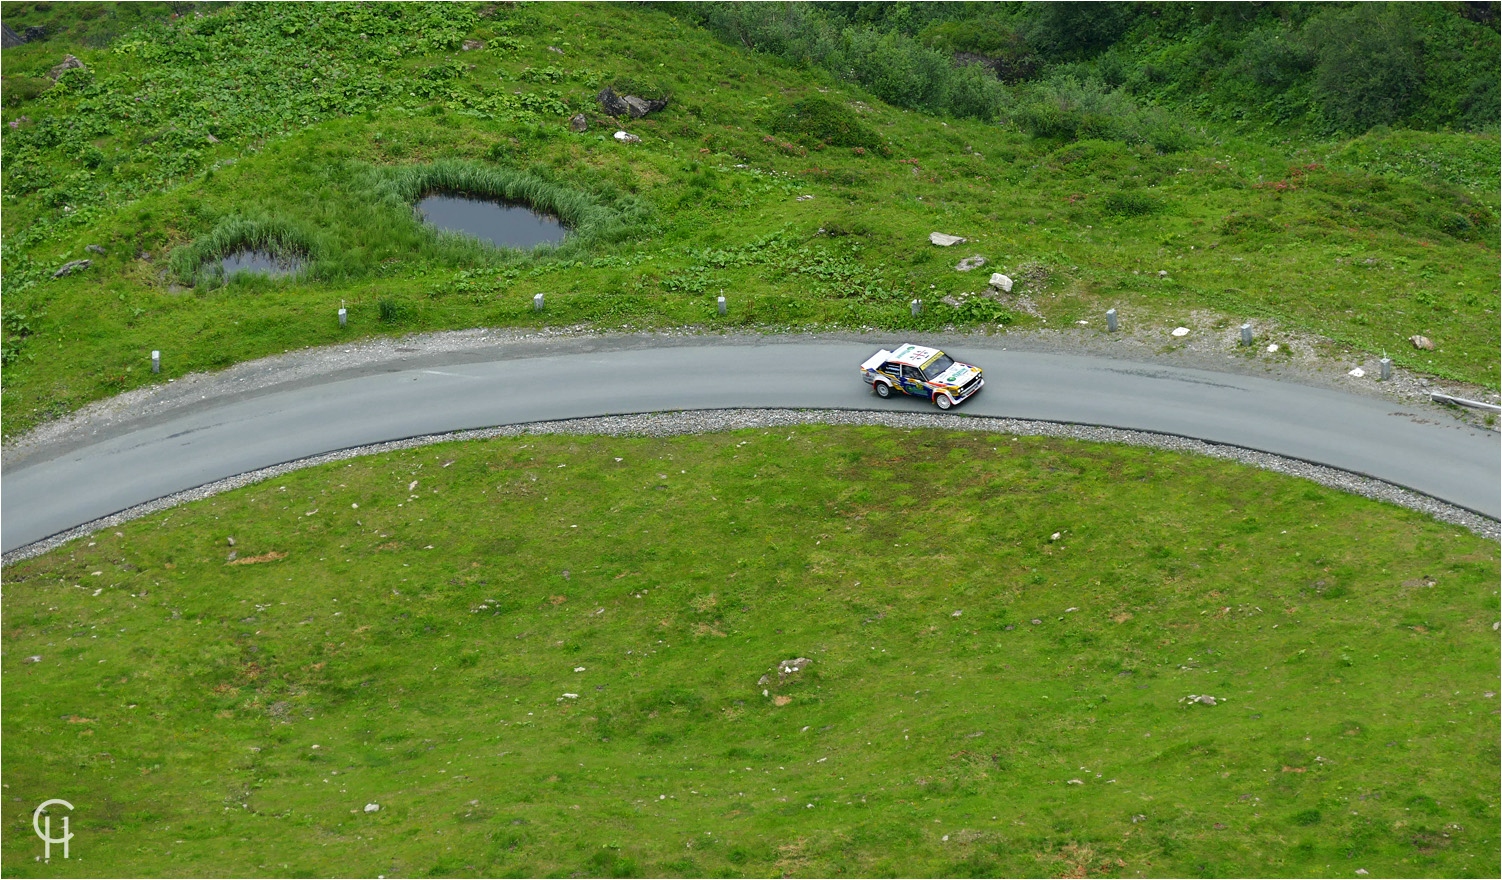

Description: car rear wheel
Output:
[934,392,953,410]
[874,381,892,399]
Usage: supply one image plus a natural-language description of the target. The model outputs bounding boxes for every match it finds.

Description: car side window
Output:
[902,365,922,382]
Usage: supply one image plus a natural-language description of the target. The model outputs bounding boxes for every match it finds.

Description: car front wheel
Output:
[874,381,892,399]
[934,392,953,410]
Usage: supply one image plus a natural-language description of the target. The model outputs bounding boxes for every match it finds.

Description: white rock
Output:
[1265,344,1279,353]
[1050,532,1061,541]
[1067,778,1084,785]
[1348,367,1365,378]
[574,666,586,672]
[929,232,966,247]
[1158,270,1169,278]
[951,610,962,618]
[1171,327,1190,337]
[989,273,1013,293]
[613,131,641,144]
[559,693,579,699]
[364,803,380,813]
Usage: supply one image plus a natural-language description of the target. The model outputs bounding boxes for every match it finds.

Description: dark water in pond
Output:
[416,195,568,248]
[219,250,303,277]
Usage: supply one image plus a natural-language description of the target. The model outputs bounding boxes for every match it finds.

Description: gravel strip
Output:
[5,408,1494,565]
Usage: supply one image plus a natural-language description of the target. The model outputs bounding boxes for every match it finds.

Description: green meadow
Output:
[1,2,1497,438]
[2,427,1498,877]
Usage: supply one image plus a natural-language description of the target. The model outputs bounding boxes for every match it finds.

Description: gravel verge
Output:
[5,407,1494,565]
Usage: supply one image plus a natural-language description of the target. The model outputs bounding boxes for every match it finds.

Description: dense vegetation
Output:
[0,1,1496,441]
[678,2,1501,136]
[3,427,1497,877]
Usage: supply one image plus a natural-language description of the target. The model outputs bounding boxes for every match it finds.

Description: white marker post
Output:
[717,295,727,316]
[1106,308,1118,332]
[1240,323,1253,346]
[151,350,160,374]
[911,299,922,316]
[533,293,544,311]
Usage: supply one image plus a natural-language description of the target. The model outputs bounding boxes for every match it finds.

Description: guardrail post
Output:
[911,298,922,316]
[717,295,727,316]
[1379,357,1392,381]
[1240,323,1253,346]
[1106,308,1118,332]
[533,293,544,312]
[151,350,160,374]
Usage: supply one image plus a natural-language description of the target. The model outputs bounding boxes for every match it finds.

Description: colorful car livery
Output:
[860,343,984,410]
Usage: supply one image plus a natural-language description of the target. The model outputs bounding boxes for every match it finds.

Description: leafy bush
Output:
[1100,189,1162,217]
[675,2,1007,121]
[377,298,408,324]
[1012,75,1194,152]
[766,96,882,150]
[0,75,53,108]
[1305,5,1424,133]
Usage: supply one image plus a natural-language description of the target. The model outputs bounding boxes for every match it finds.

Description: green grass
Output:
[1,2,1498,438]
[3,426,1497,877]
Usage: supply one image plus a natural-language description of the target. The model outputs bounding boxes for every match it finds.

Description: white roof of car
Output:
[888,343,940,367]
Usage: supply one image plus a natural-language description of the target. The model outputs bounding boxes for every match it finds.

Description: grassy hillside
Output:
[0,1,1496,438]
[3,427,1498,877]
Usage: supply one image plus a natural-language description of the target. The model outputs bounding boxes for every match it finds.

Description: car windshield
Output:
[922,354,954,380]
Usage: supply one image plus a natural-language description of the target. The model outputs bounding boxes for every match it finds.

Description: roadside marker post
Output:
[911,299,922,316]
[717,295,727,316]
[1106,308,1118,332]
[533,293,544,312]
[151,350,160,374]
[1380,357,1392,381]
[1240,323,1253,346]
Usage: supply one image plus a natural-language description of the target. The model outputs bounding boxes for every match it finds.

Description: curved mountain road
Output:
[3,341,1497,553]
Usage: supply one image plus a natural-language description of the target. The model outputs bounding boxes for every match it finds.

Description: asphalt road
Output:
[3,342,1497,552]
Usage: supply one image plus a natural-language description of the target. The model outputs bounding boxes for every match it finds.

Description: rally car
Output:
[860,343,984,410]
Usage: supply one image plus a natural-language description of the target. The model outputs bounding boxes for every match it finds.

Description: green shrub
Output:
[0,75,53,108]
[377,298,408,324]
[1100,189,1162,217]
[767,96,881,150]
[1305,5,1424,133]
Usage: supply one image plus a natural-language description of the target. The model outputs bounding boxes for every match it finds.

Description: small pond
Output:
[219,250,304,278]
[416,194,568,249]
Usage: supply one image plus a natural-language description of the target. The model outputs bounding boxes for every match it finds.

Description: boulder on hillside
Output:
[52,259,91,278]
[598,86,667,119]
[568,113,588,133]
[1410,335,1435,351]
[930,232,966,247]
[48,54,84,81]
[989,273,1013,293]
